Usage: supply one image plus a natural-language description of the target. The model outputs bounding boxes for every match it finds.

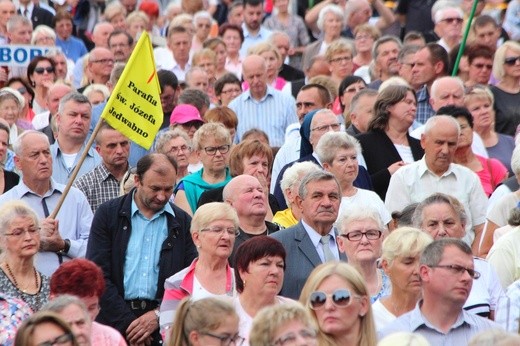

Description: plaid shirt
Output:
[73,163,125,213]
[415,85,435,124]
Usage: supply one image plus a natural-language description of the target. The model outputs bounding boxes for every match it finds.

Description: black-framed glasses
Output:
[273,328,317,345]
[504,56,520,66]
[471,63,492,70]
[34,66,55,74]
[339,229,382,242]
[4,227,40,237]
[200,226,240,237]
[37,332,74,346]
[221,88,242,95]
[200,332,245,346]
[203,144,230,155]
[311,123,340,132]
[440,17,463,24]
[430,264,481,279]
[330,56,352,64]
[309,288,355,310]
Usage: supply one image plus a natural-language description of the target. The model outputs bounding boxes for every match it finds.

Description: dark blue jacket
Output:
[86,189,197,335]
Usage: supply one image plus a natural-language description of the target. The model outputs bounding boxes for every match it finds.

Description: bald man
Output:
[228,55,298,147]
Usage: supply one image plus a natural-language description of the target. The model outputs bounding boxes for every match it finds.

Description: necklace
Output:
[4,262,38,294]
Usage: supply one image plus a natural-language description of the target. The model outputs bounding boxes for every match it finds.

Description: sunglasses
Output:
[309,288,354,310]
[504,56,520,66]
[472,63,492,70]
[34,66,55,74]
[441,17,463,24]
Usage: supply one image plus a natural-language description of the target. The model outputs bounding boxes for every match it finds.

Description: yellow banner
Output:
[101,32,162,149]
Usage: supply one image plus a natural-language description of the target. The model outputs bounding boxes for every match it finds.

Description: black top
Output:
[3,170,19,194]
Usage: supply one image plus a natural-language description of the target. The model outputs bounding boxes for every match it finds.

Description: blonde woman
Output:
[246,42,291,95]
[299,262,377,346]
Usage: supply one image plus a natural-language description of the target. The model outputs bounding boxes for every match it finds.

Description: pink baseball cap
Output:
[170,104,205,125]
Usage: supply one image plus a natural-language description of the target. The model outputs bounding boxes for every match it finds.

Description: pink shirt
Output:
[91,321,127,346]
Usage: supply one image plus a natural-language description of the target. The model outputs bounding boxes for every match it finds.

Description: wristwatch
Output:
[154,309,160,321]
[58,239,71,255]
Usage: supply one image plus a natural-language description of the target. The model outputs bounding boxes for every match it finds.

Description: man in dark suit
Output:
[86,153,197,345]
[17,0,53,28]
[272,170,346,299]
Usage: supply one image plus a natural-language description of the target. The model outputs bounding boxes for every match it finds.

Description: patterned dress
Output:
[0,294,33,346]
[0,268,50,312]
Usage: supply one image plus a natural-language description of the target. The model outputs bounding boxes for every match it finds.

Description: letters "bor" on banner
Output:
[0,45,53,67]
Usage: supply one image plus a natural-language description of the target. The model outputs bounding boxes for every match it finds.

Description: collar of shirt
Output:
[416,85,429,102]
[20,2,34,15]
[418,157,456,179]
[19,177,64,198]
[241,23,270,39]
[130,190,175,220]
[244,85,275,102]
[301,218,336,248]
[99,162,128,182]
[410,300,472,333]
[51,140,97,160]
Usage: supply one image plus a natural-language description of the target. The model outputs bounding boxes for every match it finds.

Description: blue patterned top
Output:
[0,294,33,346]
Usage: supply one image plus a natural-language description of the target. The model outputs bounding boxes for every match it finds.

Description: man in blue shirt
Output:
[86,153,197,346]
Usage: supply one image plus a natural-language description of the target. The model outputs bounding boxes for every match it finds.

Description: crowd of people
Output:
[1,0,520,344]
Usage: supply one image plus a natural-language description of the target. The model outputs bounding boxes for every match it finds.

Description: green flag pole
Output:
[451,0,479,76]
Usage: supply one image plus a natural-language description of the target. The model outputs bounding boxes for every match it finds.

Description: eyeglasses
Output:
[221,88,242,95]
[168,145,191,153]
[309,288,355,310]
[17,86,27,95]
[203,144,230,155]
[339,229,382,241]
[504,56,520,66]
[440,17,463,24]
[311,123,340,132]
[200,226,240,237]
[4,227,40,237]
[430,264,481,279]
[37,333,74,346]
[273,329,317,345]
[90,58,115,64]
[200,332,245,346]
[472,63,493,70]
[330,56,352,64]
[180,121,203,129]
[355,35,373,41]
[34,66,55,74]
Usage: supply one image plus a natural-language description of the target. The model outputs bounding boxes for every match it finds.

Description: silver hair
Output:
[42,294,90,321]
[57,92,91,115]
[315,132,361,165]
[298,170,340,199]
[280,161,322,207]
[155,128,192,154]
[431,76,464,99]
[317,4,345,32]
[12,130,49,157]
[423,115,460,137]
[6,15,32,33]
[336,205,385,233]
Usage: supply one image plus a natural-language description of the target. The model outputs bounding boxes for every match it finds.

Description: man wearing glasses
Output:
[86,153,197,346]
[380,238,500,342]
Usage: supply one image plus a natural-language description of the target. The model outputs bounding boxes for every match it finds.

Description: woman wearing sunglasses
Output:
[336,207,390,303]
[27,56,57,115]
[15,310,79,346]
[373,227,433,331]
[169,297,244,346]
[490,41,520,137]
[233,236,291,345]
[299,262,377,346]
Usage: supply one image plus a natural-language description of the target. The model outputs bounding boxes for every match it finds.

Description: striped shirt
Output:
[415,85,435,124]
[228,86,298,147]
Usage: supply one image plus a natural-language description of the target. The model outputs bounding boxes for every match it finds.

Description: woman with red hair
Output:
[49,258,127,346]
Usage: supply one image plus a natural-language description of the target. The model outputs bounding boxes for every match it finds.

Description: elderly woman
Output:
[31,25,56,47]
[159,202,238,334]
[192,48,218,102]
[302,5,344,73]
[169,297,243,346]
[126,11,149,40]
[444,105,508,197]
[299,262,377,346]
[490,41,520,137]
[14,311,79,346]
[49,259,127,345]
[6,78,35,124]
[220,23,244,79]
[373,227,433,331]
[192,11,213,52]
[464,85,515,174]
[0,201,50,312]
[358,85,424,199]
[412,193,504,319]
[155,128,192,184]
[82,84,110,106]
[352,24,381,72]
[273,161,322,229]
[317,132,391,227]
[246,42,290,95]
[337,206,390,303]
[27,56,56,114]
[214,73,242,106]
[204,38,230,79]
[103,2,127,30]
[233,236,291,344]
[326,39,355,91]
[174,122,232,215]
[0,88,28,143]
[0,121,19,193]
[250,302,318,346]
[169,104,205,140]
